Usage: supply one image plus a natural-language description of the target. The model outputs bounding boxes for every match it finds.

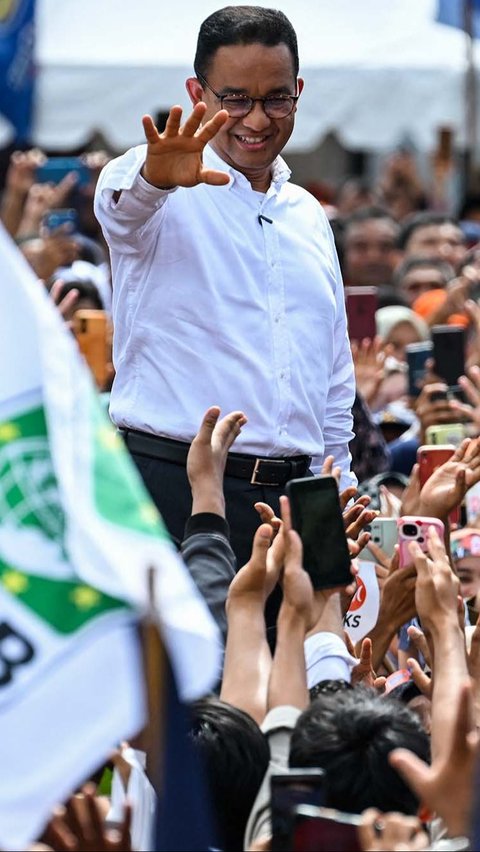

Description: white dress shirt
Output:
[94,144,355,485]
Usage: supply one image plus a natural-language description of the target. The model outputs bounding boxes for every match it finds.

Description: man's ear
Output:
[186,77,204,106]
[297,77,305,97]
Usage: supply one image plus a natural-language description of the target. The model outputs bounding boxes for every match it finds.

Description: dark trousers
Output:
[130,452,303,631]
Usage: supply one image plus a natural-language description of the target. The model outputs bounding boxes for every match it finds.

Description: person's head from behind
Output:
[289,687,430,815]
[190,696,269,851]
[186,6,303,189]
[47,279,104,313]
[343,207,400,287]
[393,255,455,306]
[399,212,466,269]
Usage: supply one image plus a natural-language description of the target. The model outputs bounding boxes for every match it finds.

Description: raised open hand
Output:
[186,406,247,515]
[141,104,230,189]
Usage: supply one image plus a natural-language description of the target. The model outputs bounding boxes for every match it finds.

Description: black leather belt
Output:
[120,428,311,486]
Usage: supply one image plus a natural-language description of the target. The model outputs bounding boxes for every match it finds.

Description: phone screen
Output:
[432,325,465,390]
[405,342,433,397]
[293,808,362,852]
[286,477,352,590]
[271,772,326,852]
[345,287,378,342]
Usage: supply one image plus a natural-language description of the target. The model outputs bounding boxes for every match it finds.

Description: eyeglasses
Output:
[195,70,299,119]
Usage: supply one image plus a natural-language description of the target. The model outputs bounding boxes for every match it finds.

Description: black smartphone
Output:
[405,341,433,397]
[293,805,362,852]
[271,770,326,852]
[285,476,352,590]
[432,325,466,392]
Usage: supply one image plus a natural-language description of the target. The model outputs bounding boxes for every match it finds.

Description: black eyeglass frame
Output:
[194,70,300,118]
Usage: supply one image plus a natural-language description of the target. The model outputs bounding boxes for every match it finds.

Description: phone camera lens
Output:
[417,536,424,543]
[402,524,418,537]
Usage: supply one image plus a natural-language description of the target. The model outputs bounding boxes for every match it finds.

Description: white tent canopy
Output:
[3,0,480,153]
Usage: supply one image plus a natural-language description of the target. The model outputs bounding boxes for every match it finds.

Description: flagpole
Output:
[464,0,478,190]
[141,567,167,795]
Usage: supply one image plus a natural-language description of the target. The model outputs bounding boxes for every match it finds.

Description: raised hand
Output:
[186,406,247,516]
[43,783,131,851]
[350,336,389,409]
[141,104,230,189]
[409,526,460,635]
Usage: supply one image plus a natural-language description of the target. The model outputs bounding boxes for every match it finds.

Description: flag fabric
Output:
[0,0,36,141]
[436,0,480,38]
[0,224,221,849]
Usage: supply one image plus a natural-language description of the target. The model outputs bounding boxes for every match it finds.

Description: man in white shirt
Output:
[94,6,356,570]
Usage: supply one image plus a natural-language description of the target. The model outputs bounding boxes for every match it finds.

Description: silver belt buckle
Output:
[250,458,286,486]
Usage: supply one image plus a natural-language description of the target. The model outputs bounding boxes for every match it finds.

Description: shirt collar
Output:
[203,144,291,191]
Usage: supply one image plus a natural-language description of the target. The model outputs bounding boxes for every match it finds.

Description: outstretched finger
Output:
[407,658,432,697]
[197,109,230,143]
[199,167,231,186]
[214,410,248,450]
[142,113,164,144]
[458,374,480,408]
[340,485,358,510]
[194,405,221,444]
[181,102,208,137]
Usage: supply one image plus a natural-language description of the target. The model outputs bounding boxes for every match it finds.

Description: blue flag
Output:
[0,0,36,142]
[437,0,480,37]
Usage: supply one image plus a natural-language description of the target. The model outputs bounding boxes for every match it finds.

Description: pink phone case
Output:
[397,516,445,567]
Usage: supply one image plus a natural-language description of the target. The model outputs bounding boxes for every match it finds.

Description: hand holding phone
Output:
[397,515,445,567]
[285,476,352,590]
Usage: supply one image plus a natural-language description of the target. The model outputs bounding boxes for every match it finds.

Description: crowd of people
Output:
[4,4,480,851]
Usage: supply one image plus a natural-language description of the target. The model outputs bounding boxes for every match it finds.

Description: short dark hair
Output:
[194,6,299,79]
[289,687,430,815]
[398,212,461,251]
[393,255,455,288]
[190,696,269,851]
[47,279,103,310]
[343,206,400,238]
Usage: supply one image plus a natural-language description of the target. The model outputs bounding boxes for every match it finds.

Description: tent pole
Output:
[464,0,478,191]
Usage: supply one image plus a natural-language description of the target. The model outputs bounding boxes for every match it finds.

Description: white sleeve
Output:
[94,144,177,251]
[320,220,357,491]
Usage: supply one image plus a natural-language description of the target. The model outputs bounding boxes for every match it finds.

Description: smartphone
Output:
[432,325,466,392]
[73,309,110,389]
[42,208,78,234]
[285,476,352,590]
[405,341,433,398]
[344,286,378,342]
[397,515,445,567]
[417,444,455,488]
[425,423,467,446]
[271,771,326,852]
[36,156,90,187]
[359,517,398,561]
[293,805,362,852]
[466,482,480,525]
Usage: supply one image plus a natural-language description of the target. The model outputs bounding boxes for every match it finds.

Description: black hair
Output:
[376,284,409,309]
[289,687,430,815]
[393,254,455,288]
[190,696,269,851]
[397,211,462,251]
[48,279,103,310]
[458,193,480,220]
[194,6,299,79]
[343,206,400,237]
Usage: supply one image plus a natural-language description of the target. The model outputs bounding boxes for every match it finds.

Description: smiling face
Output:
[186,42,303,192]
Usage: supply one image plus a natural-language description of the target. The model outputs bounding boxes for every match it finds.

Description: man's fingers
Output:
[279,494,292,533]
[407,625,430,663]
[181,102,208,137]
[197,109,230,144]
[458,374,480,407]
[407,658,432,697]
[359,637,373,667]
[249,523,274,567]
[200,167,231,186]
[214,410,247,449]
[195,405,221,442]
[142,113,163,144]
[340,485,358,510]
[389,748,432,801]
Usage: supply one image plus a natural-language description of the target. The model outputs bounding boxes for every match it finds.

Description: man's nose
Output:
[242,101,272,131]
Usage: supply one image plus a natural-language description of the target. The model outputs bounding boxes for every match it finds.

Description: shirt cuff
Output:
[129,171,178,203]
[260,705,302,735]
[184,513,230,540]
[304,632,357,688]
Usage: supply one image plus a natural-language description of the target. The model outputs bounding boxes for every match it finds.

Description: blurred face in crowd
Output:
[405,223,466,268]
[344,218,400,286]
[385,320,422,362]
[186,42,303,191]
[399,264,449,306]
[456,557,480,600]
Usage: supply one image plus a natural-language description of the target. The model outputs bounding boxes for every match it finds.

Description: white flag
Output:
[0,225,221,849]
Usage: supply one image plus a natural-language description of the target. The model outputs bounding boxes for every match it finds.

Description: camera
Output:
[401,523,418,537]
